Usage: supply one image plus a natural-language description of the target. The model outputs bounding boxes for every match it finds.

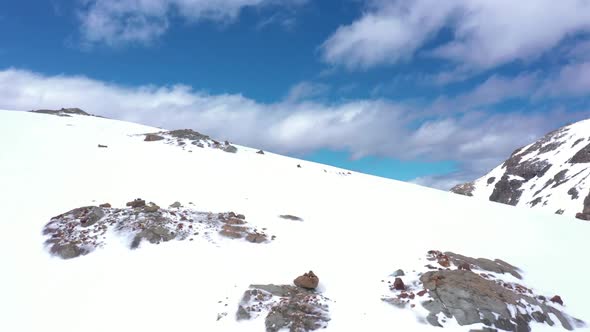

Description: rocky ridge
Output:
[450,118,590,220]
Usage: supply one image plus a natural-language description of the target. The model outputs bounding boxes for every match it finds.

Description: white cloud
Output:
[537,61,590,97]
[321,0,590,70]
[78,0,306,45]
[0,68,583,188]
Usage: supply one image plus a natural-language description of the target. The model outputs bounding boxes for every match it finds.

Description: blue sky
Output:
[1,0,590,188]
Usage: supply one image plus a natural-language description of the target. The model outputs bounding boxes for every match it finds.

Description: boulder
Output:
[256,150,265,154]
[294,271,319,290]
[393,277,405,290]
[126,198,146,208]
[144,133,164,141]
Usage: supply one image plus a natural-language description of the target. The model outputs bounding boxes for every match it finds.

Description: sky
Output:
[1,0,590,189]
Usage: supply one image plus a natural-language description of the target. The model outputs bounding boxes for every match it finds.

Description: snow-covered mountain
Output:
[1,109,589,332]
[450,119,590,220]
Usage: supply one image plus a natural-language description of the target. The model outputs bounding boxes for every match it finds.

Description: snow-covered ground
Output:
[0,109,588,332]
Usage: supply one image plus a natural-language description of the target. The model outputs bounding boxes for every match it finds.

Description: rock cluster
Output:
[42,200,273,259]
[382,250,585,331]
[142,129,238,153]
[236,284,330,332]
[30,108,92,117]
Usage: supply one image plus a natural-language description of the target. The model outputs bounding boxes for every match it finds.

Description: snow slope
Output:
[0,110,589,332]
[450,118,590,219]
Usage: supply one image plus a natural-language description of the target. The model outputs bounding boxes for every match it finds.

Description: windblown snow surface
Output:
[0,110,589,332]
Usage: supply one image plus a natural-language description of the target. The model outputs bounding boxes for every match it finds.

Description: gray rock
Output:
[450,182,475,196]
[223,145,238,153]
[279,214,303,221]
[487,177,496,184]
[169,201,182,208]
[168,129,210,141]
[568,187,580,200]
[131,226,175,249]
[49,243,89,259]
[238,284,330,332]
[570,143,590,163]
[391,269,405,277]
[489,175,524,206]
[144,203,160,213]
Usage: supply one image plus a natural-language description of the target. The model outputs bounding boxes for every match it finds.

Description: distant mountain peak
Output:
[451,118,590,220]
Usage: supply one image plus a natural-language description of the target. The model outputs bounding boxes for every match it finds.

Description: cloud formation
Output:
[1,68,583,190]
[321,0,590,70]
[78,0,306,45]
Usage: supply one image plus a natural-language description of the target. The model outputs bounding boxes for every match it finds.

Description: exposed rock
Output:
[487,177,496,184]
[126,198,146,208]
[223,145,238,153]
[572,138,585,148]
[257,150,265,154]
[570,143,590,163]
[245,233,267,243]
[144,203,160,213]
[551,170,569,188]
[237,284,330,331]
[583,190,590,214]
[391,269,405,277]
[168,129,210,141]
[99,203,111,208]
[555,209,565,215]
[530,197,542,207]
[393,278,405,291]
[450,182,475,196]
[169,201,182,208]
[144,133,164,141]
[444,251,522,279]
[30,108,91,117]
[279,214,303,221]
[568,187,580,200]
[575,213,590,221]
[43,202,274,259]
[550,295,564,305]
[97,144,108,148]
[294,271,319,290]
[489,175,524,206]
[131,226,175,249]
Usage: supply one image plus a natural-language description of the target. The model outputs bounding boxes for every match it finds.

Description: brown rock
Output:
[458,262,471,271]
[294,271,319,290]
[550,295,564,305]
[144,133,164,141]
[393,277,405,291]
[225,218,246,225]
[126,199,146,208]
[245,233,267,243]
[417,290,427,297]
[575,213,590,221]
[99,203,111,208]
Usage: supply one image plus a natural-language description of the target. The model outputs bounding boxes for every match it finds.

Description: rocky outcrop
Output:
[279,214,303,221]
[30,108,92,117]
[141,129,238,154]
[570,143,590,163]
[236,284,330,332]
[489,175,524,206]
[449,118,590,217]
[450,182,475,196]
[42,201,274,259]
[382,250,584,331]
[575,190,590,220]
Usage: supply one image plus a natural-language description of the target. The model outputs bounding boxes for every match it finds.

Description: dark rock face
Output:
[570,143,590,163]
[223,145,238,153]
[294,271,319,290]
[489,175,524,206]
[126,198,146,208]
[450,182,475,196]
[393,278,405,291]
[487,177,496,184]
[237,284,330,332]
[568,187,580,200]
[257,150,265,154]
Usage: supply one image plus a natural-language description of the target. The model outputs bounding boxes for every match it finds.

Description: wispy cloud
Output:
[321,0,590,71]
[77,0,307,46]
